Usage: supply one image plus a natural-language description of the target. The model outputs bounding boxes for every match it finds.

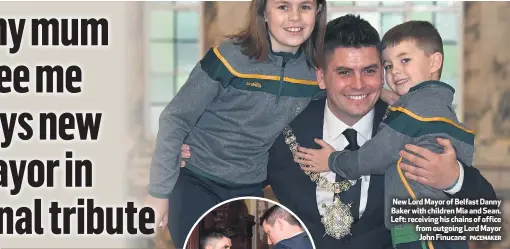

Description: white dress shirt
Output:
[317,100,374,218]
[316,100,464,218]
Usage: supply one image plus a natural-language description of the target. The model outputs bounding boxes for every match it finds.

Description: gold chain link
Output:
[283,126,352,194]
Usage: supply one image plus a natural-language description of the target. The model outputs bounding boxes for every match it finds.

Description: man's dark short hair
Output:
[381,20,444,76]
[260,205,300,227]
[200,228,232,249]
[320,14,381,68]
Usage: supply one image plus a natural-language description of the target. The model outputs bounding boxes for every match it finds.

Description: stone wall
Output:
[463,2,510,196]
[463,2,510,249]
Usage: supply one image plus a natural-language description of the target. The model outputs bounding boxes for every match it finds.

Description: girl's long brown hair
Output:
[227,0,327,69]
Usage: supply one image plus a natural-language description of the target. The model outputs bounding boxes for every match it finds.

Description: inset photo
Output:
[183,197,315,249]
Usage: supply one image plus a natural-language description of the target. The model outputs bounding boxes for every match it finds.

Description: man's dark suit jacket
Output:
[267,97,497,249]
[274,232,313,249]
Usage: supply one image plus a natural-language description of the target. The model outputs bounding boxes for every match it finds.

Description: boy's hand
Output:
[294,139,335,173]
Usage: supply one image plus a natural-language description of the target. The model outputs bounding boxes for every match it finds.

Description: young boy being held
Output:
[295,21,474,249]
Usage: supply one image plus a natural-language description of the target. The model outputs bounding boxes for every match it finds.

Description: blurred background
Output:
[125,1,510,249]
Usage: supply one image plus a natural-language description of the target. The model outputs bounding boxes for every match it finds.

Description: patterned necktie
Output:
[335,128,361,220]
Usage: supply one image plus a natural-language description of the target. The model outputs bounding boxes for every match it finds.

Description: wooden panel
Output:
[202,1,250,51]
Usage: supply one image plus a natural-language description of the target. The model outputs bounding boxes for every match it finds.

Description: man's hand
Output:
[380,88,400,105]
[399,138,459,190]
[294,139,335,173]
[144,195,169,230]
[180,144,190,167]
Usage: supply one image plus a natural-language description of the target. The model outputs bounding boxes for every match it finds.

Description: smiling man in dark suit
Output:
[179,14,496,249]
[266,14,496,249]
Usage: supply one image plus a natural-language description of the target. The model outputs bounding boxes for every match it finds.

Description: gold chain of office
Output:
[282,126,355,240]
[282,126,353,194]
